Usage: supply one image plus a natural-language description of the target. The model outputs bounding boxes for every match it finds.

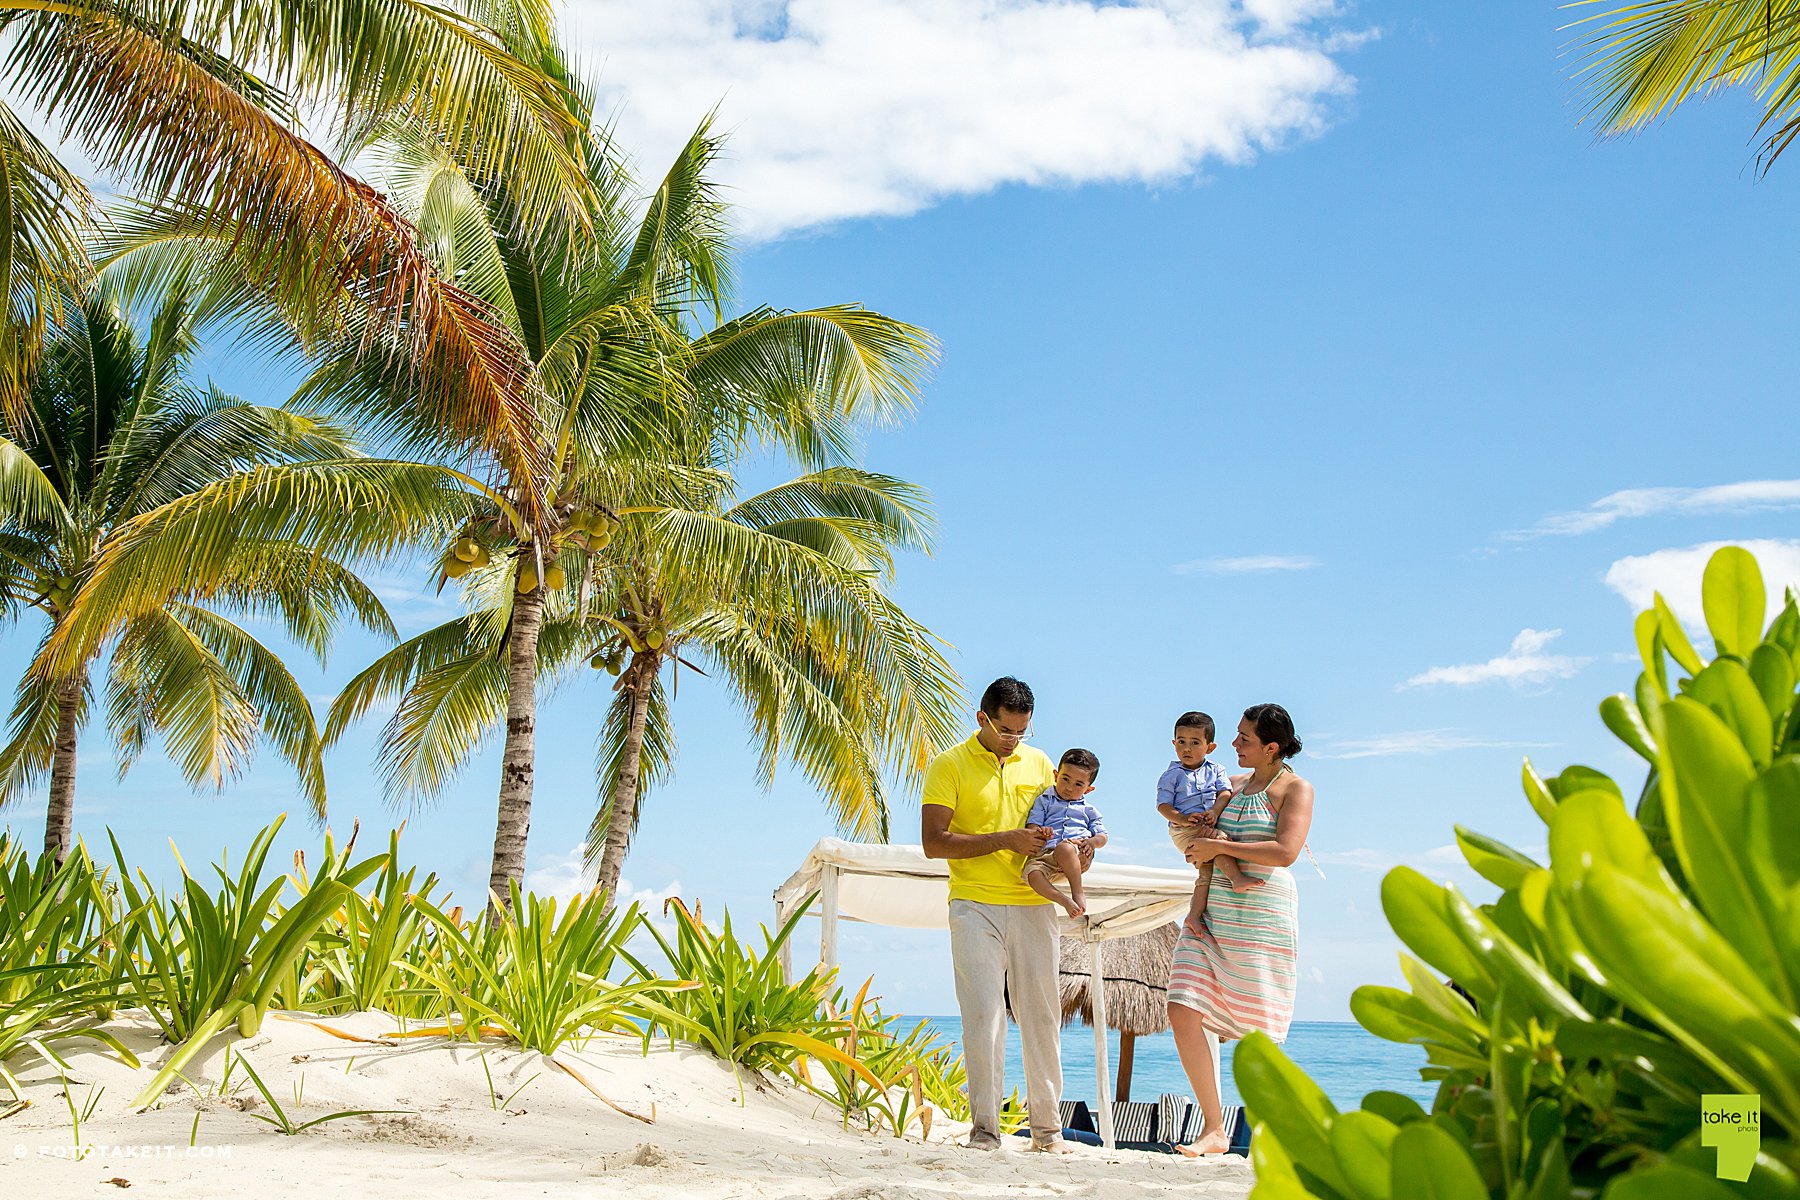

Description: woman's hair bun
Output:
[1242,703,1302,759]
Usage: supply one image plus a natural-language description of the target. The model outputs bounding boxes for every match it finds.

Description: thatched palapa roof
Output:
[1056,922,1179,1037]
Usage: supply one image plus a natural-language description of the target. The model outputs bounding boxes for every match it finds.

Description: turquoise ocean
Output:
[912,1018,1435,1113]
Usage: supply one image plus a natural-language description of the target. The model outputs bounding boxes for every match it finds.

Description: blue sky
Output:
[8,1,1800,1021]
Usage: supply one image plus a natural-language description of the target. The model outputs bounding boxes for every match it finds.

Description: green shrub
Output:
[623,897,882,1099]
[1237,546,1800,1198]
[802,977,967,1137]
[397,879,685,1056]
[0,839,138,1098]
[116,815,386,1107]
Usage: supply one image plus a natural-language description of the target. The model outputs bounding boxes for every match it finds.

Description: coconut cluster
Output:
[442,537,491,579]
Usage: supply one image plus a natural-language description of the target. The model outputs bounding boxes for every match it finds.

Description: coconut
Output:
[444,557,473,579]
[454,538,480,562]
[516,566,539,594]
[471,544,491,568]
[588,528,613,551]
[544,564,566,591]
[646,629,665,650]
[55,575,74,590]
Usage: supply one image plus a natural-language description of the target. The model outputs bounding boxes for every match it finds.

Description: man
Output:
[922,676,1080,1153]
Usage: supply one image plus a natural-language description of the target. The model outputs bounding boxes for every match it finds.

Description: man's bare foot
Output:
[1176,1126,1230,1156]
[1227,874,1265,893]
[1030,1136,1077,1154]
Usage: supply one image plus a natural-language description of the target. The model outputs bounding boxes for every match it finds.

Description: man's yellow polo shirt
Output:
[922,732,1057,905]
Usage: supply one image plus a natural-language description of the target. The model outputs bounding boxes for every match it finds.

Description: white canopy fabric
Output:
[772,837,1195,941]
[771,838,1208,1150]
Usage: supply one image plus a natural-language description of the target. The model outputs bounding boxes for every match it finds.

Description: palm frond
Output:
[0,668,74,808]
[322,611,497,746]
[0,434,67,525]
[39,458,476,676]
[685,306,937,468]
[103,607,259,793]
[165,603,328,818]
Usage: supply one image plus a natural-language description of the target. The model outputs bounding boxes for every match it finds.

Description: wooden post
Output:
[820,864,840,971]
[776,900,793,984]
[1117,1032,1136,1103]
[1090,939,1114,1149]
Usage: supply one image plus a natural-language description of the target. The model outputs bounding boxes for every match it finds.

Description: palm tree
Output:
[302,23,956,908]
[1575,2,1800,168]
[0,0,597,526]
[0,280,397,860]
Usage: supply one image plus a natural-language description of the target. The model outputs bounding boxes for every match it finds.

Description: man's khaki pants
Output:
[949,898,1062,1145]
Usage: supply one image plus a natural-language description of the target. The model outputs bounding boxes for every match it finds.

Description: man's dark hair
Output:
[980,676,1034,718]
[1059,748,1100,782]
[1174,711,1215,741]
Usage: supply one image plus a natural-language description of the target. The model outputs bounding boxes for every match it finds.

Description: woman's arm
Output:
[1186,777,1313,868]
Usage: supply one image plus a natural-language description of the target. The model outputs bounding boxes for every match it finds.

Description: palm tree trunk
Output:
[595,655,656,906]
[487,577,548,920]
[44,674,83,864]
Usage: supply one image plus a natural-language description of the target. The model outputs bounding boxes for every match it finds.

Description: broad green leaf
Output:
[1704,545,1766,659]
[1688,658,1774,769]
[1767,596,1800,668]
[1526,1140,1573,1200]
[1749,644,1795,735]
[1660,697,1787,999]
[1452,826,1540,891]
[1442,885,1590,1025]
[1601,1164,1742,1199]
[1381,868,1498,1003]
[1389,1121,1487,1200]
[1663,1137,1800,1197]
[1638,670,1668,742]
[1567,865,1800,1127]
[1600,693,1658,762]
[1360,1091,1428,1127]
[1548,789,1682,904]
[1553,765,1622,800]
[1657,592,1706,676]
[1520,1096,1564,1187]
[1521,758,1557,824]
[1554,1019,1722,1103]
[1636,608,1661,679]
[1247,1123,1314,1200]
[1329,1110,1399,1200]
[1232,1031,1353,1198]
[1397,953,1491,1036]
[1747,759,1800,893]
[1349,985,1484,1065]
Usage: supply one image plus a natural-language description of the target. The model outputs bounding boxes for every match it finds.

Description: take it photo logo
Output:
[1702,1094,1760,1181]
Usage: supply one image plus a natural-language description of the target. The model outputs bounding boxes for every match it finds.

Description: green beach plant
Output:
[623,897,883,1100]
[1235,545,1800,1197]
[229,1052,402,1136]
[803,978,959,1138]
[395,880,686,1057]
[0,837,138,1098]
[115,815,386,1107]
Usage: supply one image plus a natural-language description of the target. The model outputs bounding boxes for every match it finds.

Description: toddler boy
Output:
[1021,749,1108,919]
[1157,712,1258,934]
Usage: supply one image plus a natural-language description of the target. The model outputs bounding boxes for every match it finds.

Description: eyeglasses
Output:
[981,714,1032,742]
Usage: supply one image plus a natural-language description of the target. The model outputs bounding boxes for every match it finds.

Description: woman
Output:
[1167,702,1313,1156]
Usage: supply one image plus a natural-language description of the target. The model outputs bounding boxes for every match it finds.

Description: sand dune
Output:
[1,1010,1254,1198]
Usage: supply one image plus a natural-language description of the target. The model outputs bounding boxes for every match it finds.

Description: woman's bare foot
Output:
[1176,1126,1230,1156]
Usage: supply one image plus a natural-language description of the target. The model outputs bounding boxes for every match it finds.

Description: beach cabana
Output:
[772,838,1200,1149]
[1055,923,1178,1102]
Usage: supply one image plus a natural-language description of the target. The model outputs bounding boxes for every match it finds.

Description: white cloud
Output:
[1604,538,1800,631]
[1313,729,1555,759]
[1510,480,1800,539]
[1400,629,1592,690]
[1173,554,1322,575]
[525,842,686,909]
[566,0,1362,238]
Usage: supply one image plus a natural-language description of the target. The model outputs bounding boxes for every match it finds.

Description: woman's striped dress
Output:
[1166,779,1298,1042]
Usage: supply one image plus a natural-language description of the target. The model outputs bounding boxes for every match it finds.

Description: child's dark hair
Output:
[1059,748,1100,781]
[1173,711,1215,741]
[1243,703,1303,758]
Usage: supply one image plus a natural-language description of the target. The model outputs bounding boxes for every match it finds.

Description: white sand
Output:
[1,1010,1254,1198]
